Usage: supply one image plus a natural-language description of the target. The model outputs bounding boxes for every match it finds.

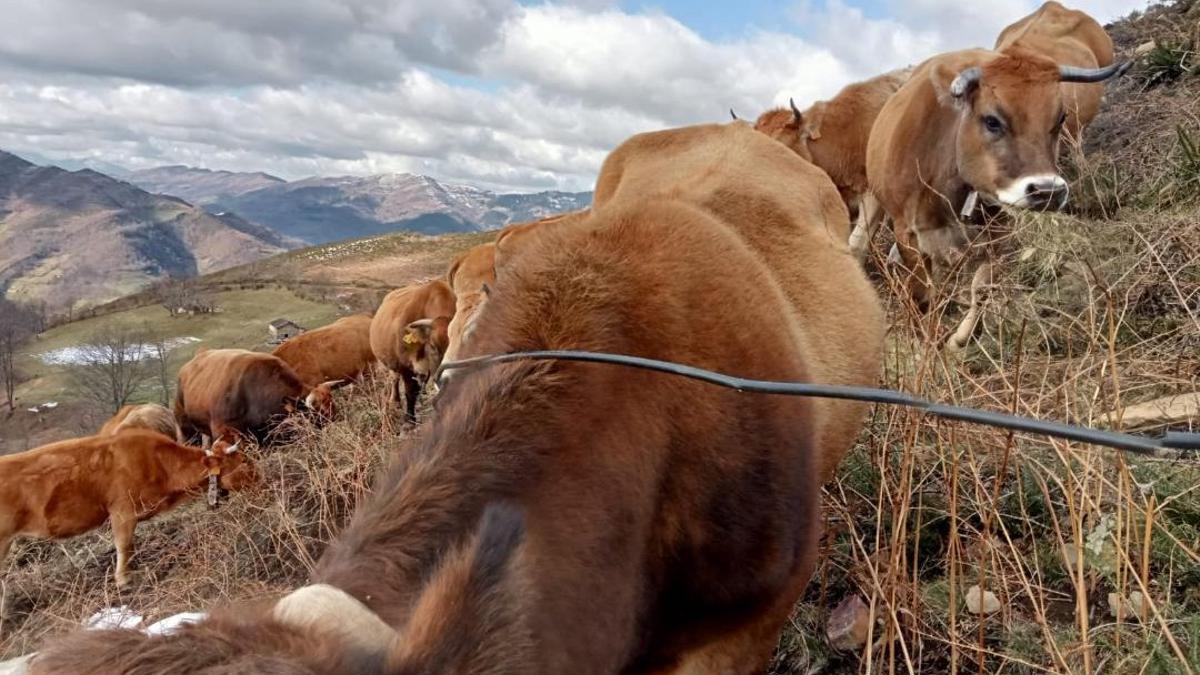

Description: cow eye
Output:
[982,115,1004,135]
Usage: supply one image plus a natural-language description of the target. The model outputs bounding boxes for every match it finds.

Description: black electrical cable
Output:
[438,350,1200,459]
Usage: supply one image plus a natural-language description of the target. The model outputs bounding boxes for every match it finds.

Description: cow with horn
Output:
[866,44,1128,350]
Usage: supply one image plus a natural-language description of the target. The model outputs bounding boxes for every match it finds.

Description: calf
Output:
[99,403,181,443]
[33,185,840,674]
[272,314,376,388]
[368,280,456,424]
[175,348,338,446]
[752,68,911,260]
[0,430,254,586]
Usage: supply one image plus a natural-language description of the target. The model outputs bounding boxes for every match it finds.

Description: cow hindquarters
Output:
[650,547,819,675]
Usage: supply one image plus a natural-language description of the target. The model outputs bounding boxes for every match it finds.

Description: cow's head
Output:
[301,379,343,420]
[404,316,452,381]
[934,49,1128,211]
[203,441,258,508]
[753,98,811,162]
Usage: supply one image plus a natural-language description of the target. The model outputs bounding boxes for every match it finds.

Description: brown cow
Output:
[174,348,338,446]
[272,314,376,387]
[594,122,885,483]
[995,1,1115,141]
[441,211,590,379]
[33,184,832,674]
[752,68,912,261]
[369,280,456,424]
[0,430,254,586]
[99,403,181,443]
[866,46,1127,349]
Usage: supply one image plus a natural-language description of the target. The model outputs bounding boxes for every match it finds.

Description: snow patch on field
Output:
[37,336,202,366]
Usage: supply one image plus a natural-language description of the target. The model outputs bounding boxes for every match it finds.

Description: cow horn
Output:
[408,318,434,328]
[273,584,397,653]
[225,442,239,455]
[950,67,982,98]
[319,378,348,391]
[729,108,739,120]
[1059,61,1131,83]
[789,97,802,123]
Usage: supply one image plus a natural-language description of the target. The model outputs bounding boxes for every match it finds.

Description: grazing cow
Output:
[272,314,376,387]
[995,1,1115,141]
[99,403,181,443]
[866,47,1127,348]
[175,348,338,446]
[752,68,912,260]
[33,184,837,674]
[369,280,456,424]
[441,211,590,378]
[0,430,255,587]
[594,122,885,483]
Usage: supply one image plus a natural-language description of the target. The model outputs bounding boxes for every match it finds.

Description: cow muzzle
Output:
[994,174,1069,211]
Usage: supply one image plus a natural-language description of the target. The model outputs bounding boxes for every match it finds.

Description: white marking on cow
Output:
[995,174,1068,209]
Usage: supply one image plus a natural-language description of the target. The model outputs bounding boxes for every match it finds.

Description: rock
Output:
[826,594,872,651]
[965,585,1001,615]
[1103,392,1200,428]
[1108,590,1153,621]
[1134,40,1158,57]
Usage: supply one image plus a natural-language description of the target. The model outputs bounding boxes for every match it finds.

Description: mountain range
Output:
[1,152,592,310]
[127,166,593,245]
[0,151,296,310]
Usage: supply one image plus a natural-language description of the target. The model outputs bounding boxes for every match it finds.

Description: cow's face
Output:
[937,51,1072,211]
[203,442,259,494]
[405,316,452,379]
[303,380,341,420]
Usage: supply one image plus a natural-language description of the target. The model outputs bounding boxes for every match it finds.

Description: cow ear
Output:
[404,319,434,347]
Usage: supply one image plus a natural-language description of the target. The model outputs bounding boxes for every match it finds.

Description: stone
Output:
[826,594,872,651]
[965,585,1002,615]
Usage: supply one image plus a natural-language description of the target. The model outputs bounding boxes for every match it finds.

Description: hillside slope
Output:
[0,152,301,309]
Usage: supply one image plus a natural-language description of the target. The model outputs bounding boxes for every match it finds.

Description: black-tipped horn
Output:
[1059,61,1131,83]
[789,97,802,123]
[950,67,982,98]
[729,108,739,120]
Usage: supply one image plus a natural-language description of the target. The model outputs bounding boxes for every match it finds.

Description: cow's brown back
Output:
[995,1,1114,136]
[175,349,307,441]
[755,69,909,211]
[594,122,885,481]
[100,404,181,442]
[369,280,456,375]
[273,314,375,386]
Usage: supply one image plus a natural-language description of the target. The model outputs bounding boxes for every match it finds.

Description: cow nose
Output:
[1024,176,1069,211]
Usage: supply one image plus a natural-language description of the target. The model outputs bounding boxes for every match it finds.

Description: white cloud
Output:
[0,0,1152,193]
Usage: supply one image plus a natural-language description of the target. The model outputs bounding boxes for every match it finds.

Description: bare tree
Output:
[0,299,38,412]
[147,332,173,407]
[68,327,155,415]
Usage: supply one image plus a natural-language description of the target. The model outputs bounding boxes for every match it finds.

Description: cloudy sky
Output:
[0,0,1148,193]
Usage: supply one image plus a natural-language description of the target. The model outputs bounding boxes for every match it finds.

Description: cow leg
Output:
[390,373,403,407]
[892,223,932,312]
[401,370,421,426]
[110,508,137,587]
[945,262,994,353]
[848,192,885,263]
